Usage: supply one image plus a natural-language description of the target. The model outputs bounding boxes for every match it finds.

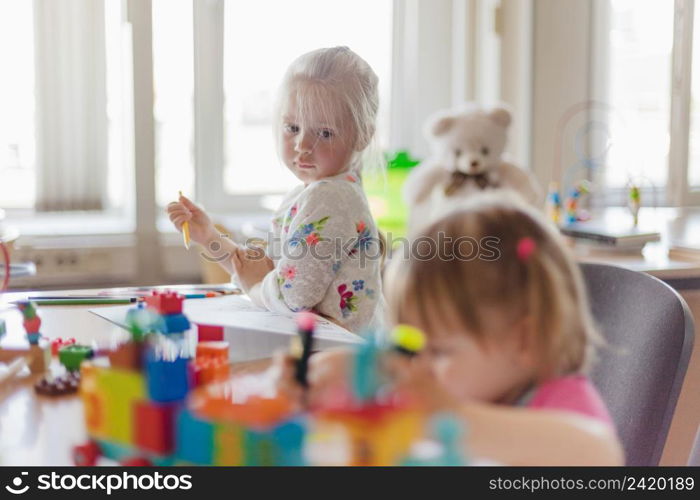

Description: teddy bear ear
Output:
[489,107,512,127]
[424,111,456,138]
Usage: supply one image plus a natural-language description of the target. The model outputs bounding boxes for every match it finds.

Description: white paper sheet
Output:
[89,295,363,362]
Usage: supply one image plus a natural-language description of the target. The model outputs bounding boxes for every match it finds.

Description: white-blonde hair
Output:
[274,46,382,173]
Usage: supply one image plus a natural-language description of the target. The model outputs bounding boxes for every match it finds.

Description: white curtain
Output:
[33,0,108,211]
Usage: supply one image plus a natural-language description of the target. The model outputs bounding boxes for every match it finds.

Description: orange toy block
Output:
[196,341,229,361]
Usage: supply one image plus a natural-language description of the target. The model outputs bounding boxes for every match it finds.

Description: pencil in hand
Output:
[179,190,191,250]
[293,312,316,388]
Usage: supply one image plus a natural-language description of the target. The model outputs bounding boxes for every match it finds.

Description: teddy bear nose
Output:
[470,160,479,168]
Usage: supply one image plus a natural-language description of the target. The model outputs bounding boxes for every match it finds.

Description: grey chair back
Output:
[580,263,694,466]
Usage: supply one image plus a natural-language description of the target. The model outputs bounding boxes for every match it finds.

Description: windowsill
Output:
[5,208,274,243]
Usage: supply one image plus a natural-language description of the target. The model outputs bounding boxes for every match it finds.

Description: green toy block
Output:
[58,344,94,371]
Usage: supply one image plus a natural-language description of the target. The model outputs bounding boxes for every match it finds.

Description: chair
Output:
[580,262,695,466]
[689,426,700,466]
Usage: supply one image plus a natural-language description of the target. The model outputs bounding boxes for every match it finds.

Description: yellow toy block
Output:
[214,422,244,466]
[317,409,423,466]
[96,366,145,444]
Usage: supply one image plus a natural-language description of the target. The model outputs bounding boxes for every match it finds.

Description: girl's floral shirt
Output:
[261,171,383,334]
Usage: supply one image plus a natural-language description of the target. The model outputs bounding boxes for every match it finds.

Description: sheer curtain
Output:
[33,0,108,211]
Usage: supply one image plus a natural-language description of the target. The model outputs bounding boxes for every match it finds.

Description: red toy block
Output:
[133,400,178,455]
[51,337,77,356]
[73,441,100,466]
[23,316,42,334]
[196,341,229,361]
[121,457,152,466]
[144,290,184,315]
[197,324,224,342]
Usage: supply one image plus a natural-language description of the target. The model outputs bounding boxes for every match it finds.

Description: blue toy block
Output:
[175,409,214,465]
[271,419,307,466]
[243,429,277,466]
[145,350,190,403]
[27,333,41,345]
[152,313,191,335]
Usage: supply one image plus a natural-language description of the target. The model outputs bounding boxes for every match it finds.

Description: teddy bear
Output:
[402,104,541,233]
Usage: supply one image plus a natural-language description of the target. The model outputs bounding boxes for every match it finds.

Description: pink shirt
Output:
[526,375,614,428]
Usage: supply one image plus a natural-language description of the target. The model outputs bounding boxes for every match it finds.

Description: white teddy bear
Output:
[403,104,541,233]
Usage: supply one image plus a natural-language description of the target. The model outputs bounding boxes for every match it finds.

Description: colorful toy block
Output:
[51,337,76,356]
[175,409,214,465]
[145,291,185,315]
[58,344,94,371]
[145,351,190,403]
[133,400,179,455]
[0,318,5,339]
[190,357,230,387]
[151,313,191,335]
[108,341,145,371]
[196,341,229,361]
[96,366,146,444]
[196,324,224,342]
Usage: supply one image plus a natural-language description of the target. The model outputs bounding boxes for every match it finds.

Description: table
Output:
[0,287,269,466]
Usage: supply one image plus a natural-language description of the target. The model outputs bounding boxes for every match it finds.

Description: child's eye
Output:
[284,123,299,134]
[481,146,490,156]
[317,128,334,140]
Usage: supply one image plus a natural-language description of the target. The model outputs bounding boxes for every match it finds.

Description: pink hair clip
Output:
[516,237,536,261]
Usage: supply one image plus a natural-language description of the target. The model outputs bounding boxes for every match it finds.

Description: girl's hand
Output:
[166,194,217,246]
[231,245,275,293]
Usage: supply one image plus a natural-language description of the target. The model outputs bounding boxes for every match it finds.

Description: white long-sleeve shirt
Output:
[256,170,383,334]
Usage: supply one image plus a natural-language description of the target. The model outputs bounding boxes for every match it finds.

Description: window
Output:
[152,0,195,208]
[602,0,674,193]
[220,0,393,197]
[0,0,36,209]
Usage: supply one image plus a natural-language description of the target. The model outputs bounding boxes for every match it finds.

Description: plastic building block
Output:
[196,341,229,361]
[0,318,5,339]
[213,422,244,466]
[58,344,94,371]
[151,313,191,335]
[108,341,145,371]
[145,350,190,403]
[73,441,101,466]
[189,357,230,387]
[271,420,307,466]
[51,337,76,357]
[96,366,146,444]
[134,400,179,455]
[175,409,214,465]
[23,316,41,334]
[120,457,152,466]
[16,301,38,319]
[145,291,185,315]
[196,324,224,342]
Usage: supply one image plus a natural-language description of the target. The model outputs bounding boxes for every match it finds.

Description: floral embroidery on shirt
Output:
[289,216,329,247]
[345,174,357,183]
[350,220,373,255]
[352,279,364,291]
[332,261,342,274]
[276,265,297,298]
[282,204,298,233]
[338,283,359,318]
